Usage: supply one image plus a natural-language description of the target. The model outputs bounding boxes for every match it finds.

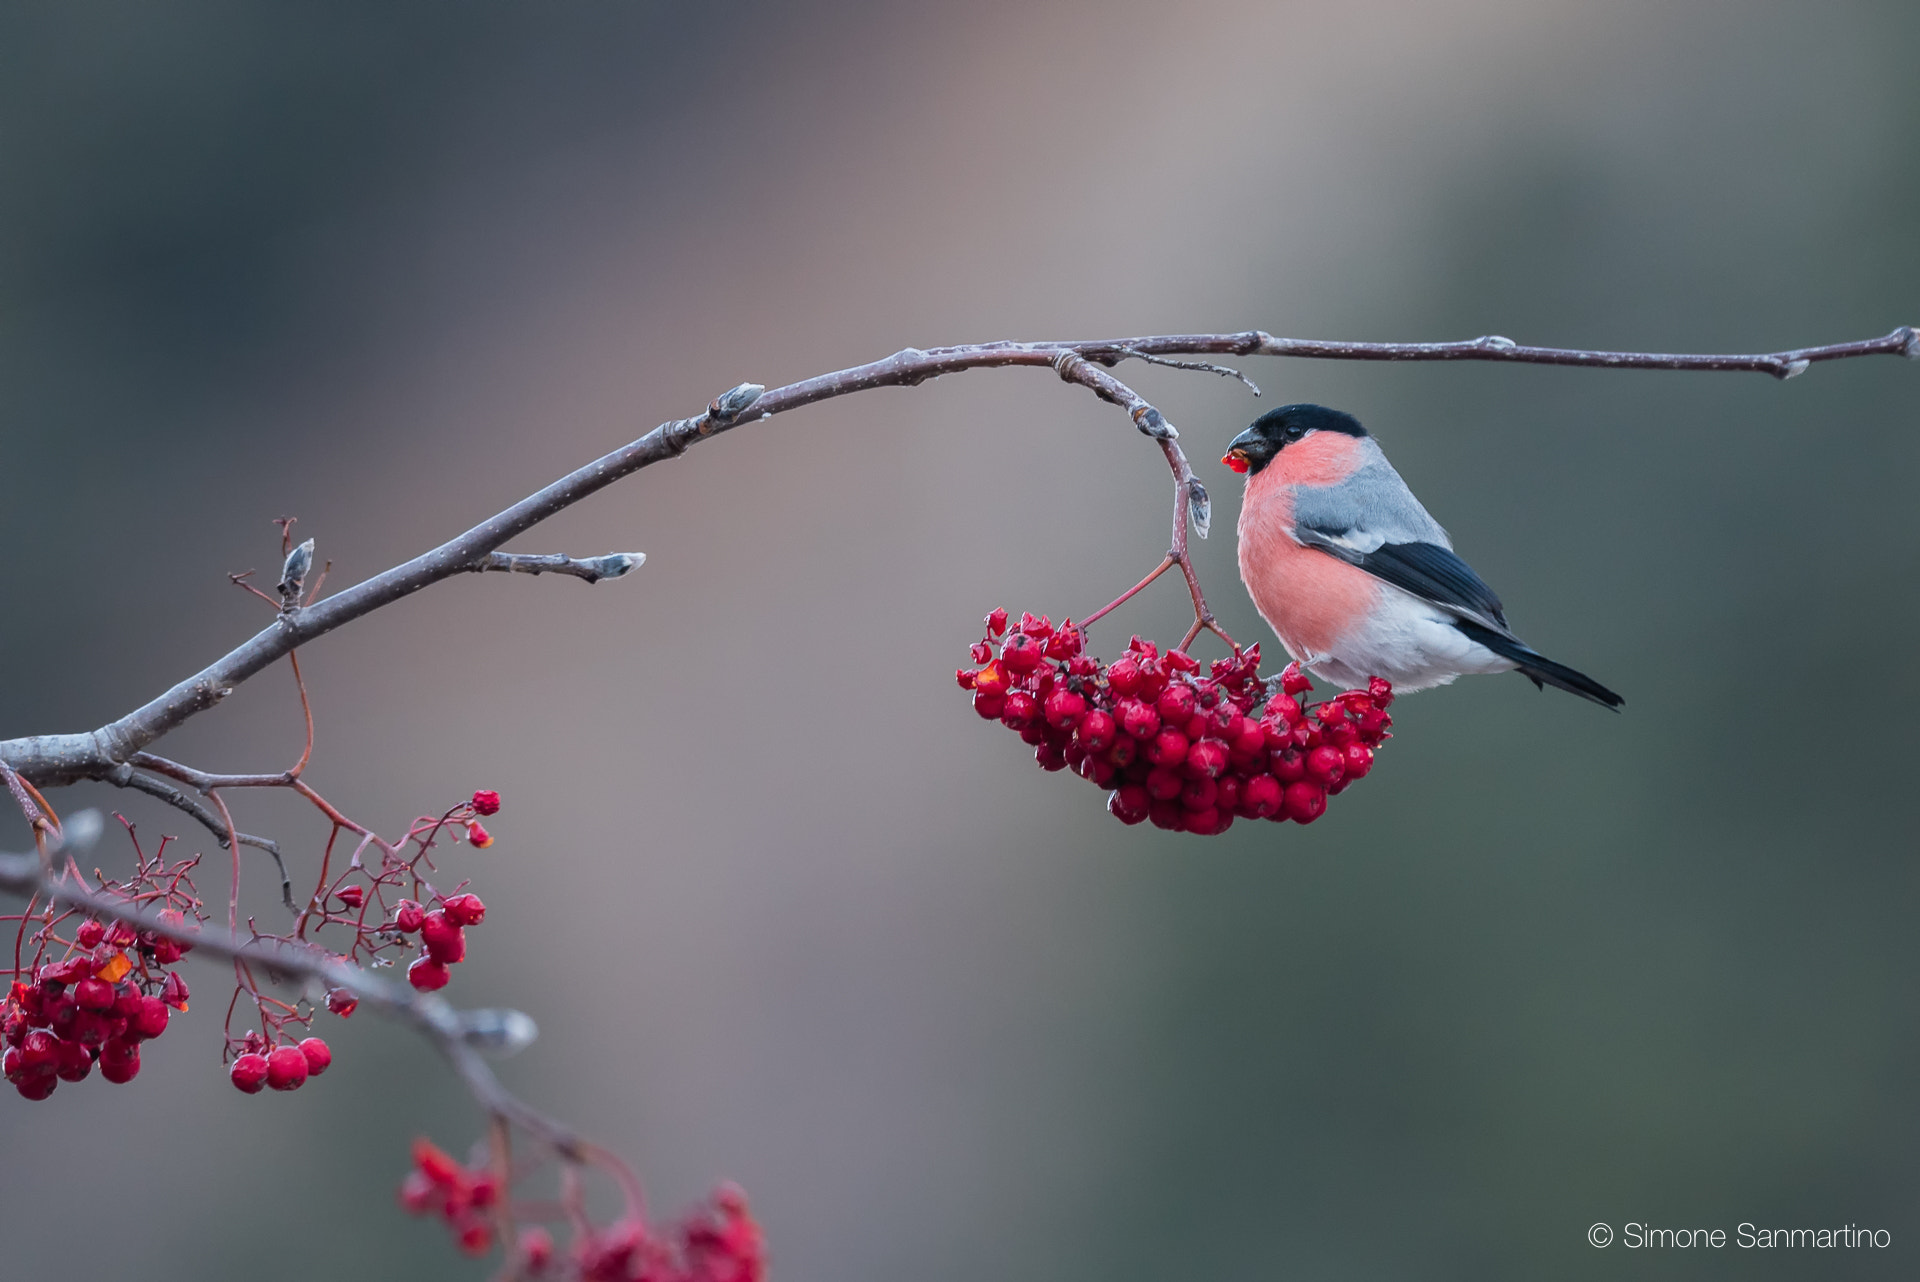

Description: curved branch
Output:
[1,325,1911,785]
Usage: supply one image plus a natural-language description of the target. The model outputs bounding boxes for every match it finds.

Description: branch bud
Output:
[278,538,316,602]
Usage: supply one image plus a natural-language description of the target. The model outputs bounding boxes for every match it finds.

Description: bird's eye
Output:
[1286,424,1305,440]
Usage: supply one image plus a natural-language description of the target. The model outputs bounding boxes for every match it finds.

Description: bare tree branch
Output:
[102,764,295,913]
[1,325,1911,787]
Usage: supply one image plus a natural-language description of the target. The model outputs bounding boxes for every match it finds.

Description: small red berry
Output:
[394,900,426,933]
[455,1217,495,1257]
[985,608,1008,637]
[1179,776,1218,812]
[443,893,487,927]
[999,631,1044,674]
[1074,709,1117,753]
[1105,657,1144,696]
[1145,728,1189,768]
[298,1037,333,1077]
[326,988,360,1018]
[1043,688,1087,730]
[265,1044,309,1091]
[1367,676,1394,706]
[73,977,115,1012]
[956,668,978,690]
[14,1074,56,1100]
[1305,744,1346,786]
[972,689,1006,720]
[1281,665,1312,695]
[161,971,189,1011]
[53,1037,92,1082]
[408,955,451,992]
[230,1052,270,1094]
[969,640,993,664]
[1044,623,1083,660]
[998,690,1039,729]
[98,1039,140,1084]
[1184,739,1229,780]
[1343,743,1374,780]
[518,1225,555,1272]
[75,920,105,949]
[466,821,494,849]
[1155,683,1197,725]
[1108,785,1151,825]
[1283,781,1328,824]
[1116,699,1160,741]
[129,995,169,1041]
[334,884,366,910]
[973,661,1011,698]
[421,912,467,964]
[471,789,502,816]
[1243,774,1283,818]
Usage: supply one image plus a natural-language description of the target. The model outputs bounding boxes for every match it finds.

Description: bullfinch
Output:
[1222,403,1622,709]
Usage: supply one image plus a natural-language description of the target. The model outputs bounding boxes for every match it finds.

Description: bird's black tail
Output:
[1453,620,1624,711]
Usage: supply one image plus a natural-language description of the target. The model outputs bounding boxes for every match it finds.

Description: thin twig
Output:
[476,551,646,584]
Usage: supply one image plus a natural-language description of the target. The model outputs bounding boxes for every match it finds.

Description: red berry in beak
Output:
[1222,450,1250,474]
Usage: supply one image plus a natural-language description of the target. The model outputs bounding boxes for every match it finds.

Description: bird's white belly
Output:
[1305,585,1514,692]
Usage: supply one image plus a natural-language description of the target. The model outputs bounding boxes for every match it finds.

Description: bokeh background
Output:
[3,2,1917,1278]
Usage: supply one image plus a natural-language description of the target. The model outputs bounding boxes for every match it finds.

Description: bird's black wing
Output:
[1294,529,1511,632]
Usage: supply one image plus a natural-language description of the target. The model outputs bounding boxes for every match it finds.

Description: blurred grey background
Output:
[3,2,1917,1278]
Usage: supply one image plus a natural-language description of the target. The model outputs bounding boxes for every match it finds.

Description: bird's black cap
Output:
[1222,403,1367,476]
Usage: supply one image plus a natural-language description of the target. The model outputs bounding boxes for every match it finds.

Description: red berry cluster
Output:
[3,915,191,1100]
[958,609,1393,833]
[399,890,487,993]
[400,1140,765,1282]
[228,1033,332,1094]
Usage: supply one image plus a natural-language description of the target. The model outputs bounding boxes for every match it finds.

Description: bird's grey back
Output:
[1288,437,1451,552]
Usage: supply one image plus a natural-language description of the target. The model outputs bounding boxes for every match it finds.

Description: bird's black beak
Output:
[1221,426,1259,475]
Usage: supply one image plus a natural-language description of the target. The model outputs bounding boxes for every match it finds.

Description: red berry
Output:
[161,971,190,1011]
[1281,664,1313,695]
[1283,781,1328,824]
[518,1226,556,1272]
[1155,683,1196,725]
[18,1029,58,1075]
[14,1074,56,1100]
[2,1010,24,1048]
[1044,624,1082,660]
[41,956,93,984]
[1180,776,1218,812]
[394,900,426,933]
[1270,746,1308,783]
[1000,631,1044,674]
[73,977,114,1012]
[1343,743,1374,780]
[1214,774,1243,815]
[129,995,170,1041]
[956,668,978,690]
[466,821,494,849]
[98,1040,140,1084]
[1043,688,1087,730]
[1145,728,1189,768]
[53,1037,92,1082]
[1033,741,1069,772]
[326,988,359,1018]
[471,789,502,816]
[1116,699,1160,741]
[408,955,451,992]
[1106,657,1144,696]
[1185,807,1231,836]
[1144,765,1185,803]
[231,1053,270,1094]
[74,920,105,949]
[421,912,467,965]
[972,690,1006,720]
[335,884,366,910]
[1148,799,1187,831]
[1074,709,1117,753]
[455,1217,495,1257]
[443,893,487,927]
[1184,739,1229,780]
[1306,744,1346,786]
[1105,735,1137,769]
[985,608,1008,637]
[1243,774,1283,818]
[999,690,1038,729]
[1165,649,1200,675]
[298,1037,333,1077]
[974,661,1011,698]
[1107,785,1151,825]
[1367,676,1394,707]
[265,1044,309,1091]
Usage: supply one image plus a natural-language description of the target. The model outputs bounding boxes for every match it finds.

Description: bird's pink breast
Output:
[1236,465,1379,661]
